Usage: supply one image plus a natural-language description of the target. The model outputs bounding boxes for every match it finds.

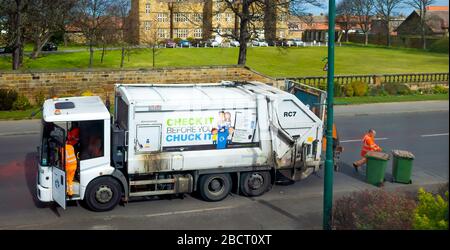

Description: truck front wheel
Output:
[240,171,271,197]
[198,174,232,202]
[85,177,122,212]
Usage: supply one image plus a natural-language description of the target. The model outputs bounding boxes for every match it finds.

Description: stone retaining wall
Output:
[0,65,279,104]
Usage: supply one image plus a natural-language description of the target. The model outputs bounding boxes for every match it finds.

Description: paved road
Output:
[0,102,448,229]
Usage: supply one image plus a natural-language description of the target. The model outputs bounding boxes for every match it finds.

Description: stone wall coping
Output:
[0,64,247,75]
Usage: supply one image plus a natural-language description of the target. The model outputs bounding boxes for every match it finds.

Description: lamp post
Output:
[323,0,336,230]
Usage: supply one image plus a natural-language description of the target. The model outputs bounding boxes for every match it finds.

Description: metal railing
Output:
[283,72,449,89]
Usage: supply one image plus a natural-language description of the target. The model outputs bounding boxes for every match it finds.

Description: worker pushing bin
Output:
[365,151,390,187]
[392,150,415,184]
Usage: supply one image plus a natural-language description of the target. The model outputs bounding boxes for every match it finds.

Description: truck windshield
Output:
[40,121,65,167]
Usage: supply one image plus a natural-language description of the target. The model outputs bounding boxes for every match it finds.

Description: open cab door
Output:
[49,124,67,209]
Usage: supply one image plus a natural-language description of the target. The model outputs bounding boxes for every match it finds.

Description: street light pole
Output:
[323,0,336,230]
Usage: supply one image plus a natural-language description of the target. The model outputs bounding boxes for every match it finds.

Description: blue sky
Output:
[306,0,449,15]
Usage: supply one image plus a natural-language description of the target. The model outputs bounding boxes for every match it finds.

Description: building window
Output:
[225,13,232,23]
[157,13,168,22]
[193,13,202,23]
[224,28,233,35]
[175,29,188,38]
[279,30,285,38]
[215,13,221,22]
[145,3,151,14]
[175,13,188,23]
[194,28,202,38]
[278,13,286,22]
[144,21,151,31]
[158,29,168,39]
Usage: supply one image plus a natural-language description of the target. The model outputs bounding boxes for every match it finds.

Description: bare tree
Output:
[26,0,76,59]
[108,0,130,68]
[407,0,435,49]
[0,0,28,70]
[353,0,375,45]
[374,0,404,47]
[336,0,355,42]
[72,0,113,68]
[141,16,162,68]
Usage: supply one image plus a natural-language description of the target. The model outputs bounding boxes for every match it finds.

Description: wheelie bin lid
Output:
[392,150,415,159]
[366,151,390,160]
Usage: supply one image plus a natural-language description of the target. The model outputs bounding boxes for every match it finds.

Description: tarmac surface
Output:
[0,101,448,229]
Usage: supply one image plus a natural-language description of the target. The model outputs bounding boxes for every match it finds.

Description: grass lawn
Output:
[0,107,42,120]
[335,94,449,105]
[1,46,448,77]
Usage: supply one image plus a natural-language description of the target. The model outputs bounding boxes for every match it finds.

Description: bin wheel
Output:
[377,182,384,187]
[391,177,395,183]
[409,180,412,184]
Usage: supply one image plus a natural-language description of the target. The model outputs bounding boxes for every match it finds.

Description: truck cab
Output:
[37,96,116,210]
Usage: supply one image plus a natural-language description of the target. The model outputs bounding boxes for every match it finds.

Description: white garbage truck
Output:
[36,81,325,211]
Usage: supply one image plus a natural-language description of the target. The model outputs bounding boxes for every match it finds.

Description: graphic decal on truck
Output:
[162,110,257,150]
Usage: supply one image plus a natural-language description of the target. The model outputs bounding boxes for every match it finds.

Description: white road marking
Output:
[101,206,235,221]
[420,133,449,137]
[340,138,389,143]
[143,206,235,218]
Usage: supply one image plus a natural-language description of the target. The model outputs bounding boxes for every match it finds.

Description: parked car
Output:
[283,39,294,47]
[191,39,207,47]
[178,39,191,48]
[230,40,240,47]
[42,42,58,51]
[252,39,268,47]
[292,38,304,46]
[164,39,177,48]
[206,39,220,47]
[0,45,13,54]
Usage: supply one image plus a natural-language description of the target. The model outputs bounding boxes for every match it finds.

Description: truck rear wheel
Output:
[85,177,121,212]
[198,174,232,202]
[240,171,271,197]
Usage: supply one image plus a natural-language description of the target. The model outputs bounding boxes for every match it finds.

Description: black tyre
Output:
[85,177,122,212]
[240,171,271,197]
[198,174,232,202]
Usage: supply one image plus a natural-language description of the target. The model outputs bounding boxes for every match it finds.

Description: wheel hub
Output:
[96,185,113,204]
[209,179,224,193]
[248,174,264,190]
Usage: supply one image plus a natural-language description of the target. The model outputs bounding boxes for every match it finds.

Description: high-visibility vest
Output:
[65,144,77,166]
[361,134,380,156]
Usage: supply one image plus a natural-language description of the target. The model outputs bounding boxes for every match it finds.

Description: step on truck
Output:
[36,81,324,211]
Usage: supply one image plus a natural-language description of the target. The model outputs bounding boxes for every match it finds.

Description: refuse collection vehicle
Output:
[36,81,324,211]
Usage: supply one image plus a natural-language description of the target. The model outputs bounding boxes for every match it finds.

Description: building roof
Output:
[422,9,449,33]
[43,96,110,122]
[426,6,449,11]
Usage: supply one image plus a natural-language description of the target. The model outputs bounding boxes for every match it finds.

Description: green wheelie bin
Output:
[365,151,390,187]
[392,150,415,184]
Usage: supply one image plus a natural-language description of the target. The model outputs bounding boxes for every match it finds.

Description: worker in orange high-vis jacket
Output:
[67,122,79,146]
[62,144,77,196]
[352,129,382,172]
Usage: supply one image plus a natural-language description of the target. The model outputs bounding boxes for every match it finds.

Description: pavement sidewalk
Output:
[0,100,448,136]
[335,100,449,116]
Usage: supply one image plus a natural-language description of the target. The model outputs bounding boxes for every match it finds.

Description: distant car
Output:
[42,42,58,51]
[252,39,268,47]
[165,39,176,48]
[230,40,240,47]
[292,39,304,46]
[207,39,220,47]
[191,39,206,47]
[284,39,295,47]
[0,45,13,54]
[178,40,191,48]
